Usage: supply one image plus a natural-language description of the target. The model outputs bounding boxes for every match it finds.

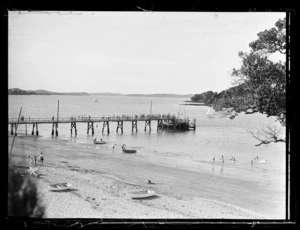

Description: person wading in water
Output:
[39,152,44,166]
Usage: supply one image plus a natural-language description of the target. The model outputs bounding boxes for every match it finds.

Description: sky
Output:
[8,11,285,94]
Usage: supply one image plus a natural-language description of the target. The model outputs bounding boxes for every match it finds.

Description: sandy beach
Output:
[8,135,285,219]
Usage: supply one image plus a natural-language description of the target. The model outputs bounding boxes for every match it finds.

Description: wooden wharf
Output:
[8,114,196,136]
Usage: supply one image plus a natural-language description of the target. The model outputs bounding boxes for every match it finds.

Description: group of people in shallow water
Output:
[28,152,44,166]
[212,155,264,165]
[250,156,266,165]
[212,155,236,164]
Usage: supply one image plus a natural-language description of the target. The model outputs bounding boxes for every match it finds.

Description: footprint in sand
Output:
[85,196,99,209]
[71,168,80,172]
[64,164,82,172]
[60,161,69,167]
[43,178,52,184]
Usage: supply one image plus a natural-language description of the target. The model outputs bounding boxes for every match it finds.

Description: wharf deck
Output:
[8,114,195,136]
[8,115,176,125]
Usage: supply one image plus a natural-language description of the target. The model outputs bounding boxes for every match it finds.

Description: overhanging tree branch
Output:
[247,125,286,146]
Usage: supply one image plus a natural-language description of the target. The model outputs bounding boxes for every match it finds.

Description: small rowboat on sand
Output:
[48,183,72,191]
[122,144,137,154]
[259,159,267,163]
[129,190,157,199]
[122,148,137,153]
[93,138,106,144]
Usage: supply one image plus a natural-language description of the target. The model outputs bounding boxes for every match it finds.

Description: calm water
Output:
[8,95,286,177]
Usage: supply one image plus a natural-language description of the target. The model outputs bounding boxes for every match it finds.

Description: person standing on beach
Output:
[28,156,33,165]
[34,156,37,166]
[39,152,44,166]
[221,156,224,164]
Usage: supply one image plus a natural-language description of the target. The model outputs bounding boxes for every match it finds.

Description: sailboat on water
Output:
[206,107,217,118]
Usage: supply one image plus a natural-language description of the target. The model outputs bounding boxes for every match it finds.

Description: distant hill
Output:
[90,92,193,98]
[126,93,193,98]
[9,89,192,98]
[8,88,89,96]
[8,88,36,95]
[90,92,123,96]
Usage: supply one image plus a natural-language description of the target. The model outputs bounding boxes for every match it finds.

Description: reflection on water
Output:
[220,165,224,175]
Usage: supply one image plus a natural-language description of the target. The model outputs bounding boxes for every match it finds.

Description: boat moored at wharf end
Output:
[8,114,196,136]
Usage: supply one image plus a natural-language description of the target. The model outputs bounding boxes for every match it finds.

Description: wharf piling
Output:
[51,122,58,136]
[70,122,77,136]
[102,121,110,134]
[31,123,39,136]
[144,120,151,132]
[87,121,94,135]
[132,120,138,132]
[116,121,123,133]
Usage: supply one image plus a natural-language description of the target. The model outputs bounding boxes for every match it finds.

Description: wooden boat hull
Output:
[94,141,106,144]
[129,190,156,199]
[259,159,267,163]
[122,149,137,153]
[48,183,72,191]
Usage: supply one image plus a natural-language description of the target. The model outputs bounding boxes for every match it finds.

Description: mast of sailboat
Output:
[9,107,22,155]
[57,100,59,125]
[150,100,152,116]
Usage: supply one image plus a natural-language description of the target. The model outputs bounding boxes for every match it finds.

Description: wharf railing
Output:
[8,114,177,124]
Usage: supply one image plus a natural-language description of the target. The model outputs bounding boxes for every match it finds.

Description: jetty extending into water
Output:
[8,114,196,136]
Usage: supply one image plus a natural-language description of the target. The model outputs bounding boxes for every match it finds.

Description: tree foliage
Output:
[212,18,286,145]
[191,91,218,105]
[191,94,203,102]
[213,18,286,122]
[249,18,286,55]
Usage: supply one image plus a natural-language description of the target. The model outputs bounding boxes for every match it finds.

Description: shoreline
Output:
[180,101,207,106]
[9,136,284,219]
[180,103,207,106]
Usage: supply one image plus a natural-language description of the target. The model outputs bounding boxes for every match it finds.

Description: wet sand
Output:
[8,136,285,219]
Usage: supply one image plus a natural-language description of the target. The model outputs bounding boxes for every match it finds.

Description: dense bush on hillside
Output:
[8,165,45,217]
